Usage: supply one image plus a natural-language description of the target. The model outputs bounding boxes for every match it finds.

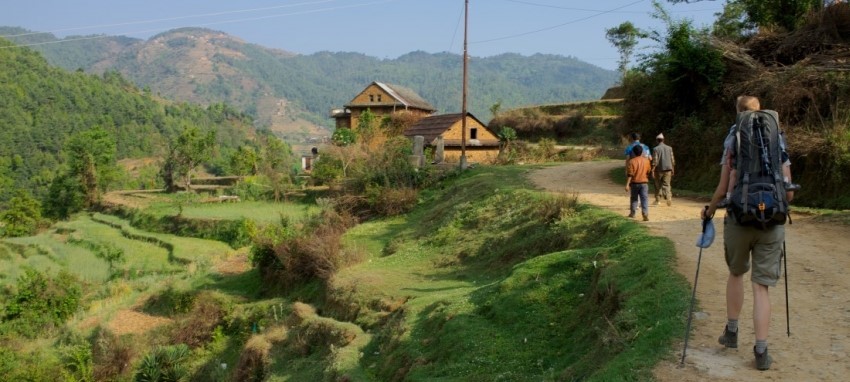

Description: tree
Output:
[161,125,216,192]
[667,0,823,32]
[258,134,294,202]
[489,101,503,119]
[0,191,42,237]
[356,109,379,150]
[331,128,357,146]
[43,173,86,220]
[606,21,646,78]
[497,126,518,162]
[64,126,118,208]
[230,145,259,176]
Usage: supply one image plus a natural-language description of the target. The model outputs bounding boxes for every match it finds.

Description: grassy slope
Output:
[296,165,691,381]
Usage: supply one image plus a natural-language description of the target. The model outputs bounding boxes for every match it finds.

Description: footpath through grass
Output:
[310,165,691,381]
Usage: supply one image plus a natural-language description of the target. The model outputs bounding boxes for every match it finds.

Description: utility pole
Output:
[460,0,469,169]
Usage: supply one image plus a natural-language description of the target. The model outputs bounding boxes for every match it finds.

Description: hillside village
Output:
[2,2,850,381]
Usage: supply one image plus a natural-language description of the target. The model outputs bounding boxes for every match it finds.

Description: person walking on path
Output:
[625,144,651,221]
[624,132,651,160]
[651,133,675,206]
[702,95,795,371]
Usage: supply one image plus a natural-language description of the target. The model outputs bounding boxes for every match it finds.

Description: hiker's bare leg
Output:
[727,273,744,320]
[752,282,771,341]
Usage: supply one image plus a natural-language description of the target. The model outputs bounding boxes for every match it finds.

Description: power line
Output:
[1,0,398,49]
[448,1,466,53]
[472,0,646,45]
[1,0,339,38]
[503,0,721,14]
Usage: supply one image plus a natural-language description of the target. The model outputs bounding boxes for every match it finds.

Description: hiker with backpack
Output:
[702,95,796,371]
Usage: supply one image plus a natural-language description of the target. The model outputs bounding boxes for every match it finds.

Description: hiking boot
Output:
[754,347,772,371]
[642,214,649,221]
[666,199,672,206]
[653,200,660,206]
[628,212,635,218]
[718,326,738,348]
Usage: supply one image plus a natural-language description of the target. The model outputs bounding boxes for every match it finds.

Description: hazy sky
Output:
[0,0,724,71]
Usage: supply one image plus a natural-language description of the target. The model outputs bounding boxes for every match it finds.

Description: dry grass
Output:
[232,326,288,382]
[170,292,227,348]
[107,310,172,336]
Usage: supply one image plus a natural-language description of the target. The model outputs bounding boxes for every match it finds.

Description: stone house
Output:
[330,81,436,130]
[404,113,500,164]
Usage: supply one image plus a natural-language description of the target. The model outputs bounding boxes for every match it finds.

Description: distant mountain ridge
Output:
[1,26,618,143]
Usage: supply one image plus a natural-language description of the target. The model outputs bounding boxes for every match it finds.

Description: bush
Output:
[254,207,359,287]
[134,344,190,382]
[366,185,419,217]
[2,268,83,337]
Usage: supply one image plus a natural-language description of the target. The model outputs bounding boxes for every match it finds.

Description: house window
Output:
[470,128,478,140]
[377,94,382,102]
[369,95,374,102]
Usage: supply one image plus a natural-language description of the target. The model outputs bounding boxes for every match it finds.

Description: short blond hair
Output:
[736,95,760,112]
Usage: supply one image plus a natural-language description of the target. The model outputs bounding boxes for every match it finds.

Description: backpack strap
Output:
[735,119,748,208]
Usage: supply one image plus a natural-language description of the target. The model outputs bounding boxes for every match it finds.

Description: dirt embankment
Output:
[529,160,850,381]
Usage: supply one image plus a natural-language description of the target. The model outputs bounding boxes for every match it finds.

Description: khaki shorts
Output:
[723,216,784,286]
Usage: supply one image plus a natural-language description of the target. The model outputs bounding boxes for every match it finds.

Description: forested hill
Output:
[1,27,618,134]
[0,37,255,203]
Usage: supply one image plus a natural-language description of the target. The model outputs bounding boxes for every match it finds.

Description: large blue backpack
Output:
[729,110,788,229]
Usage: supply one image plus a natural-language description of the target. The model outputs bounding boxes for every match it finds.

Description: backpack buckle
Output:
[758,202,765,212]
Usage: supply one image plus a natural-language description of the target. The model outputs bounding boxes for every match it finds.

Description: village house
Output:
[404,113,500,164]
[330,81,437,130]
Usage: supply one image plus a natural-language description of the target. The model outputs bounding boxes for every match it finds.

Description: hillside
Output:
[1,27,618,141]
[0,38,256,204]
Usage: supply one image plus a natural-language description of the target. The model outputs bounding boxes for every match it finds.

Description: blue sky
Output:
[0,0,724,71]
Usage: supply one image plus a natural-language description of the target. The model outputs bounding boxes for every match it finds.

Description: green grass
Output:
[58,215,175,273]
[90,213,233,264]
[1,231,111,285]
[301,164,691,381]
[144,200,321,223]
[1,166,694,381]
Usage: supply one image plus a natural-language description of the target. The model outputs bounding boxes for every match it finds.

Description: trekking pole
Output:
[784,211,793,337]
[681,206,710,366]
[783,240,790,337]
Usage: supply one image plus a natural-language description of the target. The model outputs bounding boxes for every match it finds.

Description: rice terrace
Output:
[3,1,850,381]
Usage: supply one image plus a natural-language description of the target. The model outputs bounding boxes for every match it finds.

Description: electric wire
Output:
[1,0,340,38]
[1,0,398,49]
[472,0,647,45]
[503,0,721,14]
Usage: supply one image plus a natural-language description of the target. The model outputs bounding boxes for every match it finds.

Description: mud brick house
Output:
[404,113,500,163]
[330,81,436,130]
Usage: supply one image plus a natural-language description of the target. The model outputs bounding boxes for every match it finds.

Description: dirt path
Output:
[529,160,850,381]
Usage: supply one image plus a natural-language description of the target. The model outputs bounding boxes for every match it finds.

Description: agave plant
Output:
[134,344,190,382]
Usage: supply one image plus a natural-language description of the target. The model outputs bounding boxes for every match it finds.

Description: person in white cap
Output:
[651,132,675,206]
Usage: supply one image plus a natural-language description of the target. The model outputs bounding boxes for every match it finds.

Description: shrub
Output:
[170,292,229,348]
[0,190,42,237]
[142,285,196,316]
[2,268,83,337]
[366,185,419,217]
[257,208,359,287]
[91,328,136,381]
[133,344,190,382]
